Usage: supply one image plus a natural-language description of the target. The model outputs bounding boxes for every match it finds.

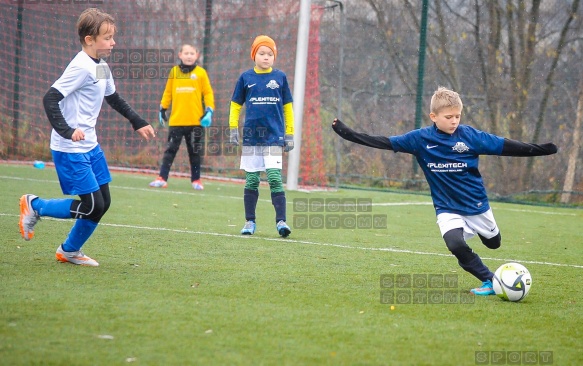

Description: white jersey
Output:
[50,51,116,153]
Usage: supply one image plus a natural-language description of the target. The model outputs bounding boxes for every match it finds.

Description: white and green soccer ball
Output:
[492,262,532,302]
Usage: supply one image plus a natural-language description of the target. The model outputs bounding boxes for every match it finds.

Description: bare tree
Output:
[525,0,580,181]
[561,77,583,203]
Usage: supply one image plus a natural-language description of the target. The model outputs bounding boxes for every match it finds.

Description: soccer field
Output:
[1,163,582,365]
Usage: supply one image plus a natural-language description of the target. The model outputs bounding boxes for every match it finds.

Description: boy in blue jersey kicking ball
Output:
[229,35,295,237]
[18,8,155,266]
[332,87,557,295]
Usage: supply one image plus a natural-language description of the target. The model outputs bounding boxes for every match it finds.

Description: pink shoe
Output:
[149,177,168,188]
[192,180,204,190]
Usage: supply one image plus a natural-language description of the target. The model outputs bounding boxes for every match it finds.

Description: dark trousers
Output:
[159,126,204,181]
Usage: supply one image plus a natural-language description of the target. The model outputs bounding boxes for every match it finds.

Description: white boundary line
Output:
[2,214,582,269]
[2,175,578,215]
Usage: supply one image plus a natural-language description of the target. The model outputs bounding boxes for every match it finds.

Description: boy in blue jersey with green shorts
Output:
[332,87,557,295]
[229,35,295,237]
[18,8,155,266]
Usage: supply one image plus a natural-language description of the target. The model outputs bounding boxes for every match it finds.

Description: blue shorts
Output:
[51,145,112,196]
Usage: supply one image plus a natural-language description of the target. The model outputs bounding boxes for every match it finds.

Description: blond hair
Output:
[179,44,199,53]
[77,8,115,46]
[430,86,463,114]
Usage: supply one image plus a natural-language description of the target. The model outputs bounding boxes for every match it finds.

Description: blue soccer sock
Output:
[61,219,99,252]
[32,198,73,219]
[243,188,259,222]
[458,255,494,282]
[271,191,286,223]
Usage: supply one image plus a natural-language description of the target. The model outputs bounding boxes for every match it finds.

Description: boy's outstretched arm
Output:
[105,92,155,140]
[332,118,393,150]
[501,138,557,157]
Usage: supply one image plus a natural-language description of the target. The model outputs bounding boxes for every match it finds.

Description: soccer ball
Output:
[492,262,532,302]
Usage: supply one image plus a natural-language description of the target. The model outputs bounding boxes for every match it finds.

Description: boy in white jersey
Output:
[18,8,155,266]
[229,35,295,237]
[332,87,557,295]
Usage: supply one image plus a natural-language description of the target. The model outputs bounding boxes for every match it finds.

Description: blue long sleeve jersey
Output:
[389,124,504,216]
[230,68,293,146]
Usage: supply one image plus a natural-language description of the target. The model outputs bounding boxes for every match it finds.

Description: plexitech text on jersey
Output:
[249,97,280,102]
[427,162,468,169]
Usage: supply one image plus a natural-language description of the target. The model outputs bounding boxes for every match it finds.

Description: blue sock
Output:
[61,219,99,252]
[271,191,286,223]
[458,255,494,282]
[244,188,259,222]
[32,198,73,219]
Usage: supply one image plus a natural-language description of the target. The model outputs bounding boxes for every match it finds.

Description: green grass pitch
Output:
[1,163,582,365]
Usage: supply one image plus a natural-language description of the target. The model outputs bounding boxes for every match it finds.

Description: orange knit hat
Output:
[250,35,277,61]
